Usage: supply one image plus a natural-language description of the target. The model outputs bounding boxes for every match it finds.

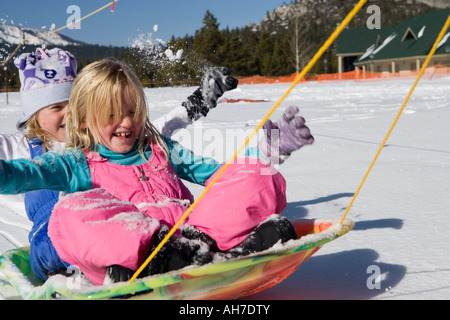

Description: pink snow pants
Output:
[48,160,286,285]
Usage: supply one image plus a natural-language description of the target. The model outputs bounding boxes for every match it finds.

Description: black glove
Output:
[106,265,134,283]
[182,67,238,120]
[144,227,212,276]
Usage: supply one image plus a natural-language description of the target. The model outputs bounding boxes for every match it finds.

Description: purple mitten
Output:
[259,106,314,165]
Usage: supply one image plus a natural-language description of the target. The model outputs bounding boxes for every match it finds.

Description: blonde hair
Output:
[23,115,54,151]
[66,58,168,161]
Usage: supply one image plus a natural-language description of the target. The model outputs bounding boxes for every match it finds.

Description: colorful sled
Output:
[0,218,353,300]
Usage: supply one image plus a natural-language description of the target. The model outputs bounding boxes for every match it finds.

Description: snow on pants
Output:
[48,189,161,285]
[188,160,287,251]
[48,160,287,285]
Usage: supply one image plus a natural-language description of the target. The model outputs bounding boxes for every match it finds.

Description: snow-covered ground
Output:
[0,75,449,300]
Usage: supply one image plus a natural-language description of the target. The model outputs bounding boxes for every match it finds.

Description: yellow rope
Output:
[1,0,118,67]
[340,13,450,224]
[128,0,369,283]
[1,43,23,67]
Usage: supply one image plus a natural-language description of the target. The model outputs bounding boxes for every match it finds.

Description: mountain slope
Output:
[0,24,84,47]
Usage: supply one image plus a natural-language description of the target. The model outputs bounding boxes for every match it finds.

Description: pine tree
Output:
[221,34,248,75]
[242,31,261,76]
[258,30,275,76]
[193,11,225,66]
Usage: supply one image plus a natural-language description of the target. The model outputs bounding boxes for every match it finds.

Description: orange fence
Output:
[237,73,317,85]
[237,65,450,85]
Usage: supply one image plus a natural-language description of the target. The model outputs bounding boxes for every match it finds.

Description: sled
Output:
[0,218,353,300]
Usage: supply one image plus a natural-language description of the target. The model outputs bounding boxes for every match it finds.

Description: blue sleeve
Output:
[0,149,92,194]
[164,137,221,186]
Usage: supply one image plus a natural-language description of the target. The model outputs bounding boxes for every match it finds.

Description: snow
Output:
[164,48,184,62]
[130,32,166,50]
[1,75,450,300]
[437,32,450,49]
[359,33,397,61]
[418,26,426,38]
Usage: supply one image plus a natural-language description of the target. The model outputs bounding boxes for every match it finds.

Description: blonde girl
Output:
[0,58,312,285]
[0,49,238,282]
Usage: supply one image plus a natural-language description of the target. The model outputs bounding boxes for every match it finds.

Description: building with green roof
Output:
[336,9,450,74]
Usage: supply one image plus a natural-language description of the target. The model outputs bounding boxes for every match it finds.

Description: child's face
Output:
[96,97,143,154]
[37,101,69,142]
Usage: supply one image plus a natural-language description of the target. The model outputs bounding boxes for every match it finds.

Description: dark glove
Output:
[144,227,212,277]
[182,67,238,120]
[106,265,134,283]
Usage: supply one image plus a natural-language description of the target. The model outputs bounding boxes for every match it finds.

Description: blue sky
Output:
[0,0,290,47]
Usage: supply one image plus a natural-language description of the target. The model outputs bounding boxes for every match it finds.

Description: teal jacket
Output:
[1,136,259,281]
[0,137,223,195]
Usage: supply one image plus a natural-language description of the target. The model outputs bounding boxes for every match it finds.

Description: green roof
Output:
[337,9,450,62]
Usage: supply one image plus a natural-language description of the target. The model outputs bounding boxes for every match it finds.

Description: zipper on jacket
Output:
[136,166,149,181]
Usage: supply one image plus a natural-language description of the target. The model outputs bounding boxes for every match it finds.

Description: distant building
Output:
[336,9,450,74]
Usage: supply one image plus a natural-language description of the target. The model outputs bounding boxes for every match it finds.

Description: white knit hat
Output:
[14,48,77,130]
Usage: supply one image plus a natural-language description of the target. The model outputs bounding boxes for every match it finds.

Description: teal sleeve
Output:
[245,146,260,158]
[0,149,92,195]
[164,137,222,186]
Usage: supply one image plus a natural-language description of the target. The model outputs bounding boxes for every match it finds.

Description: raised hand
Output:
[259,106,314,165]
[182,67,238,120]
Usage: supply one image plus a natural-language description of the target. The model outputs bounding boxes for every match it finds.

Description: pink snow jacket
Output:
[86,143,195,226]
[49,143,286,285]
[0,138,286,285]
